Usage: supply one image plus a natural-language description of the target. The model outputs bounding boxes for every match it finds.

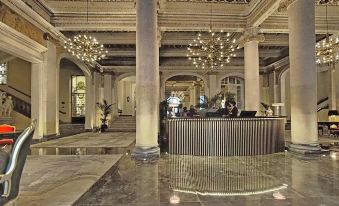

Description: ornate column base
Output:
[132,146,160,163]
[288,144,330,155]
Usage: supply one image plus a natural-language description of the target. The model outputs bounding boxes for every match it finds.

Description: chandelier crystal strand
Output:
[315,3,339,65]
[187,30,237,72]
[63,0,107,64]
[64,34,107,63]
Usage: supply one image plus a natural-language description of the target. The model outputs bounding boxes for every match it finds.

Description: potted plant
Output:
[96,99,114,132]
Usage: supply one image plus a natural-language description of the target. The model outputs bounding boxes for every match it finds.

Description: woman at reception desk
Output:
[166,107,286,157]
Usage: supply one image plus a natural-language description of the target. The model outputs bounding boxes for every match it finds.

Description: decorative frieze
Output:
[0,2,45,46]
[167,0,250,4]
[278,0,295,12]
[238,27,265,48]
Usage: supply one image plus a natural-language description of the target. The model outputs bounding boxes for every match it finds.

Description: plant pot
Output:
[100,124,108,132]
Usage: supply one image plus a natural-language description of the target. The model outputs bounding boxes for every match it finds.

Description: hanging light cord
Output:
[86,0,89,33]
[326,4,329,41]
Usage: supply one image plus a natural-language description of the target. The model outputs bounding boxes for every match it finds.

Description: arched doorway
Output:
[165,75,206,111]
[117,76,136,116]
[59,58,87,124]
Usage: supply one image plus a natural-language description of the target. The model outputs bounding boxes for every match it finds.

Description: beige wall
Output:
[59,59,84,123]
[280,69,330,121]
[12,111,30,130]
[3,58,31,130]
[7,58,31,96]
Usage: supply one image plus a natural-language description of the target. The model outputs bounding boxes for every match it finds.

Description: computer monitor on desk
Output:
[239,111,257,117]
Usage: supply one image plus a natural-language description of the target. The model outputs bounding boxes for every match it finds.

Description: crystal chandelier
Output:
[63,0,107,64]
[315,3,339,65]
[187,30,237,71]
[186,3,237,72]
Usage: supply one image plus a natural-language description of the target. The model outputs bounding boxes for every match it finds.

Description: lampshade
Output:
[328,110,339,116]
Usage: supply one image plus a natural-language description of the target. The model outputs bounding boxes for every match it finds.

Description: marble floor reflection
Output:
[75,152,339,206]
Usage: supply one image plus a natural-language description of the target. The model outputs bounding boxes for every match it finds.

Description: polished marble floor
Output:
[30,132,136,155]
[16,155,123,206]
[76,152,339,206]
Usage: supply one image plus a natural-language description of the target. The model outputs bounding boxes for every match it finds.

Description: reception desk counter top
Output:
[167,117,285,156]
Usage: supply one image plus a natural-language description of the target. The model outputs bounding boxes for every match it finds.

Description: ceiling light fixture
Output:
[315,2,339,65]
[63,0,107,64]
[186,3,238,72]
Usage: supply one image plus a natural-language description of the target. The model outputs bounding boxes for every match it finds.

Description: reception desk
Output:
[167,117,285,156]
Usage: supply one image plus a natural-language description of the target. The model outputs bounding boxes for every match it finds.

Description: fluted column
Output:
[286,0,319,147]
[134,0,160,160]
[330,64,336,110]
[242,27,264,111]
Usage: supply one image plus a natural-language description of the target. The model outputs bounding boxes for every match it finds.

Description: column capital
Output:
[238,27,265,48]
[157,28,162,48]
[278,0,296,12]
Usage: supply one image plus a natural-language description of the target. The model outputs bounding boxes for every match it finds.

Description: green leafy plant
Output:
[96,99,114,132]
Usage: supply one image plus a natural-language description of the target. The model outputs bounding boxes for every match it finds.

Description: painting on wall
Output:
[71,75,86,117]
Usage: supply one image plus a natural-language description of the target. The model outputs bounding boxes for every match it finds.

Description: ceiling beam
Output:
[246,0,283,27]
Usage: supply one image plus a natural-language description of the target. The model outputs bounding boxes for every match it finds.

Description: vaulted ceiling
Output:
[23,0,339,73]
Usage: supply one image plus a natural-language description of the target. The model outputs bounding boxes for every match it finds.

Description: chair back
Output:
[0,120,35,204]
[0,125,16,134]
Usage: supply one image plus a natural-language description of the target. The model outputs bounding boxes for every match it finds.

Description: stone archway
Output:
[114,73,136,116]
[161,72,208,101]
[57,53,94,131]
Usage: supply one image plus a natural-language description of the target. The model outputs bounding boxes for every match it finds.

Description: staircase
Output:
[0,86,31,118]
[108,116,136,132]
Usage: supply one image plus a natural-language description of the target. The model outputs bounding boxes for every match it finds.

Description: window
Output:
[221,76,244,109]
[0,63,8,85]
[71,76,86,117]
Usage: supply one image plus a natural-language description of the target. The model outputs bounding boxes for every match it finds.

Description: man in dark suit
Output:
[226,100,238,117]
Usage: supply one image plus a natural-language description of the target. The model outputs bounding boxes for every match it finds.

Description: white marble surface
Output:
[31,132,135,148]
[15,155,122,206]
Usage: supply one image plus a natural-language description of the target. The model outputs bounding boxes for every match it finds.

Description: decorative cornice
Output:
[278,0,295,12]
[1,0,67,42]
[166,0,250,4]
[0,22,47,62]
[237,27,265,48]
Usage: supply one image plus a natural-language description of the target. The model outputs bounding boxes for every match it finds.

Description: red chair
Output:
[0,125,16,146]
[0,125,15,133]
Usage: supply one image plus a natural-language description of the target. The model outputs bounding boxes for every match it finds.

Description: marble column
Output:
[31,41,58,139]
[45,42,58,136]
[31,62,45,139]
[103,74,113,104]
[287,0,319,147]
[85,75,95,130]
[208,74,218,99]
[94,72,103,127]
[134,0,160,160]
[194,82,201,107]
[273,71,279,103]
[243,28,264,112]
[111,77,119,118]
[329,64,336,110]
[103,74,114,124]
[189,86,195,106]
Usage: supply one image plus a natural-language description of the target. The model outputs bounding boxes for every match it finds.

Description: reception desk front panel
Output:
[167,118,285,156]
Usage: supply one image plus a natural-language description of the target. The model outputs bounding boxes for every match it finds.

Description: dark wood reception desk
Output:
[167,117,285,156]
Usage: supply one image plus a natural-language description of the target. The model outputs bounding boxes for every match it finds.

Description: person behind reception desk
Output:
[187,105,197,117]
[226,100,238,117]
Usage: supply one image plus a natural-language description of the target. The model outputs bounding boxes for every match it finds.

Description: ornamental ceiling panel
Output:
[167,0,250,3]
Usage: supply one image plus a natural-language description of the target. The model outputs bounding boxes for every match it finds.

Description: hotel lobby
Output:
[0,0,339,205]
